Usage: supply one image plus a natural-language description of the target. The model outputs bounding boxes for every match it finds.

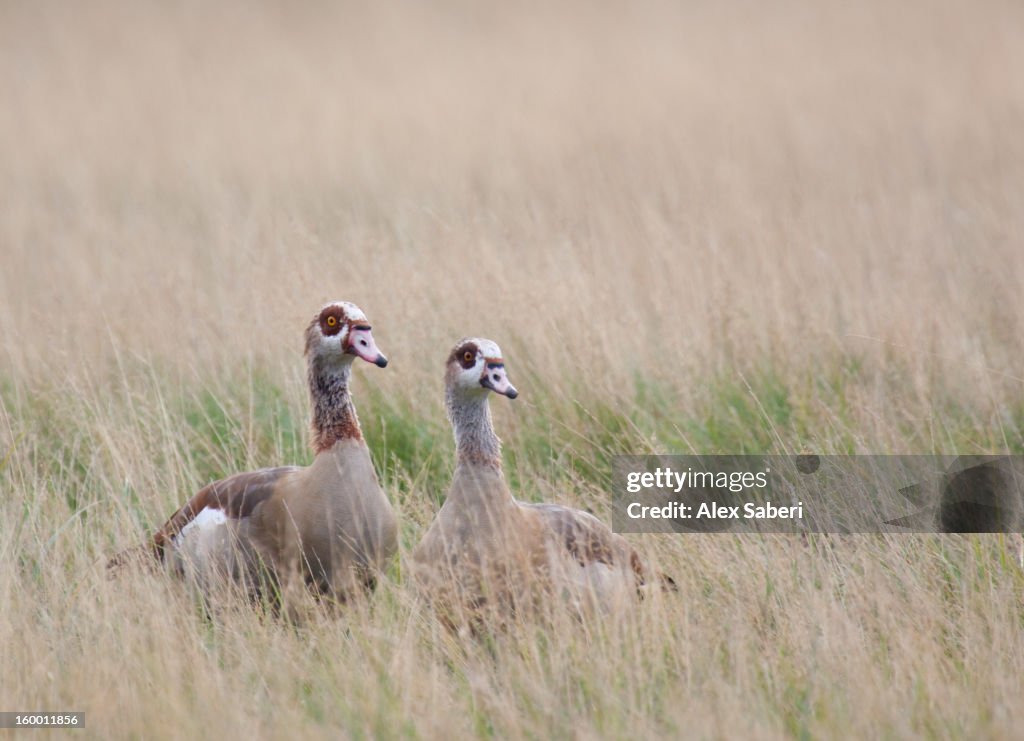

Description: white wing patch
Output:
[580,561,629,592]
[173,507,228,547]
[565,559,635,612]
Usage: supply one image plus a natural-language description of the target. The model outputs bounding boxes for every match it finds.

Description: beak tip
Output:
[506,388,519,399]
[375,356,389,368]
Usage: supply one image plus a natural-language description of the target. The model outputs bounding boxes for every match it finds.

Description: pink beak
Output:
[481,361,518,398]
[346,326,388,367]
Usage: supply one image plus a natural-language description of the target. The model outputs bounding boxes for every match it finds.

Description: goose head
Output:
[305,301,388,369]
[446,338,518,400]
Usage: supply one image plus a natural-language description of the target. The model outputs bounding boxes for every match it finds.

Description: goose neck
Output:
[309,357,363,452]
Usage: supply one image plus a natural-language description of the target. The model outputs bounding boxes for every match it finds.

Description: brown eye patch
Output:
[319,308,345,336]
[450,342,479,369]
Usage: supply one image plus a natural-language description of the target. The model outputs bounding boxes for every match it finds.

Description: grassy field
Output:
[3,0,1024,737]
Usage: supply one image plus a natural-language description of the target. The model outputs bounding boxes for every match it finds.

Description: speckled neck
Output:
[447,387,502,470]
[309,357,363,452]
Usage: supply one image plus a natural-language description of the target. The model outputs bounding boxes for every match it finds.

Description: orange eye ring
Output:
[326,316,338,327]
[463,351,474,364]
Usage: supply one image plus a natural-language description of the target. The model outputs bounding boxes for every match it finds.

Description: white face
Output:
[310,301,388,368]
[452,337,518,398]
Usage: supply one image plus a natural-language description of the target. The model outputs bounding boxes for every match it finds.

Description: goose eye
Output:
[326,316,338,328]
[463,351,475,364]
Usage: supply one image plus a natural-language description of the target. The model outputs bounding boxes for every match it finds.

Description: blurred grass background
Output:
[2,0,1024,737]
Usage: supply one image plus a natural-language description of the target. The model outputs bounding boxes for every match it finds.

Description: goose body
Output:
[111,301,397,602]
[413,338,653,624]
[164,440,395,598]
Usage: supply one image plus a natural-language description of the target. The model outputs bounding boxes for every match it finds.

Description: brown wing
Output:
[521,502,648,588]
[150,466,299,559]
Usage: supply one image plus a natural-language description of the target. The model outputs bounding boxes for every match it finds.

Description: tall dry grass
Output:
[2,0,1024,737]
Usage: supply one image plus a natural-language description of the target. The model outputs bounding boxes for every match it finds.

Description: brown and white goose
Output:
[412,338,659,624]
[110,301,398,603]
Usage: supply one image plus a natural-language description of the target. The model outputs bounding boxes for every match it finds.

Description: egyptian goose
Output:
[109,301,398,603]
[412,338,661,625]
